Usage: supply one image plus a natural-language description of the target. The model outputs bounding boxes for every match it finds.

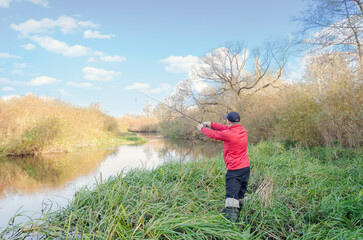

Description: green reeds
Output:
[1,141,362,239]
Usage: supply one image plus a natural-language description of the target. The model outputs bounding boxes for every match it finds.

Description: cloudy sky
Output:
[0,0,305,117]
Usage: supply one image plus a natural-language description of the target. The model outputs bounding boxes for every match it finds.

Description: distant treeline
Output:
[118,114,159,133]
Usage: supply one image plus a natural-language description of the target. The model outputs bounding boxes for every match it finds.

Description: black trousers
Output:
[225,166,250,199]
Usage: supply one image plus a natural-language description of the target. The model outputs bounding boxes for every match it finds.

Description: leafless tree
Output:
[295,0,363,65]
[143,101,153,117]
[182,41,291,111]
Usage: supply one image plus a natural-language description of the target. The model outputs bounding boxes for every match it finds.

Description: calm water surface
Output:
[0,133,221,230]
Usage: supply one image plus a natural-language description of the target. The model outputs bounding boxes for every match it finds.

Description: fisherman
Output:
[197,111,249,222]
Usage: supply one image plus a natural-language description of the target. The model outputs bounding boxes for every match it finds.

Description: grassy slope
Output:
[1,142,362,239]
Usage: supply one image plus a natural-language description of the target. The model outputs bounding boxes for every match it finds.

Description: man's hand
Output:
[202,122,211,128]
[197,123,204,131]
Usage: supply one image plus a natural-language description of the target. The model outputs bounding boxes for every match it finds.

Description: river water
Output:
[0,133,222,231]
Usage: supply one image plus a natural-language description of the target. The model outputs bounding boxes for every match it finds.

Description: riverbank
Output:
[0,131,146,157]
[0,95,146,157]
[1,141,361,239]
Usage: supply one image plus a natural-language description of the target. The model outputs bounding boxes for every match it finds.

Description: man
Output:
[197,111,250,222]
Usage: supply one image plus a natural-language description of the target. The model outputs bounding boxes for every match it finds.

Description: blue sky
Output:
[0,0,306,117]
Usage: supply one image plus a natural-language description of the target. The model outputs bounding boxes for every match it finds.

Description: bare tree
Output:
[143,101,153,117]
[295,0,363,64]
[185,41,291,110]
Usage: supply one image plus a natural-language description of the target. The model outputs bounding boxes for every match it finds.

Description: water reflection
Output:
[0,134,222,230]
[0,150,113,197]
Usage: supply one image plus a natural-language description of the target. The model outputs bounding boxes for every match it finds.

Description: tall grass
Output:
[0,95,144,156]
[1,142,361,239]
[118,115,159,133]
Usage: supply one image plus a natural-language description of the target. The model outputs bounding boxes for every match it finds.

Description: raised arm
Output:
[211,122,228,131]
[200,127,227,141]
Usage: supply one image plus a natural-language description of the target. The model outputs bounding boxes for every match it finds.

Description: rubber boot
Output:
[225,207,240,223]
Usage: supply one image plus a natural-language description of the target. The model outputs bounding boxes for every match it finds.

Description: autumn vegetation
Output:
[0,95,145,156]
[118,114,159,133]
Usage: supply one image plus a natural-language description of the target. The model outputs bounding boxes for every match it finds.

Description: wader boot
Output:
[225,207,240,222]
[225,198,240,223]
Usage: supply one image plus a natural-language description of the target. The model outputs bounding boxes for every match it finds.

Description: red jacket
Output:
[201,122,249,170]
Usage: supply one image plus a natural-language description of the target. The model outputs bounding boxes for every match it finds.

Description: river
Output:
[0,133,222,231]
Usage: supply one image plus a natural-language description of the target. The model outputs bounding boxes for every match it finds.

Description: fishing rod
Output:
[140,92,202,124]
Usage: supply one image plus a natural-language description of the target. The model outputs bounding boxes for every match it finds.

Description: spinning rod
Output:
[140,92,202,124]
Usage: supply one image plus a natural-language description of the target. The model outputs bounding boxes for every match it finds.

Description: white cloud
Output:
[82,67,120,81]
[284,56,308,83]
[315,17,363,44]
[13,63,27,68]
[0,77,10,84]
[22,43,36,50]
[99,55,126,62]
[160,55,200,73]
[87,57,97,62]
[94,51,104,56]
[0,52,21,59]
[91,51,127,62]
[148,83,171,94]
[10,15,99,38]
[170,78,208,99]
[78,21,99,28]
[59,89,78,96]
[0,0,48,8]
[66,81,94,88]
[29,76,60,86]
[25,0,48,7]
[125,82,149,91]
[125,82,171,94]
[0,0,11,8]
[31,36,91,57]
[84,30,115,39]
[2,86,15,91]
[11,69,23,75]
[191,79,209,92]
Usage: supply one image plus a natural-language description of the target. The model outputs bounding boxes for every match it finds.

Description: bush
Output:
[103,115,120,136]
[275,91,323,146]
[5,118,61,155]
[304,53,363,147]
[239,93,281,143]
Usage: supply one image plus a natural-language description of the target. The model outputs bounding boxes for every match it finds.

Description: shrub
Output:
[5,118,61,155]
[275,91,323,146]
[103,115,120,136]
